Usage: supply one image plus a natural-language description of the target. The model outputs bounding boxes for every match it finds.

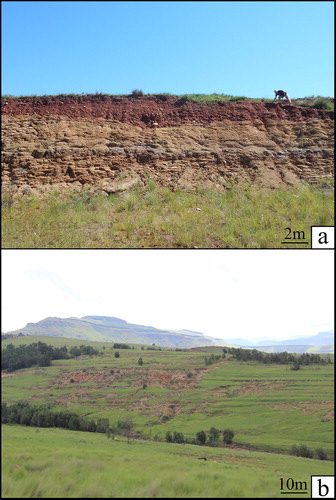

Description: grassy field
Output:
[2,424,333,498]
[2,182,334,248]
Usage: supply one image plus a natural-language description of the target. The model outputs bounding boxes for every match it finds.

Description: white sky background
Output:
[1,250,334,341]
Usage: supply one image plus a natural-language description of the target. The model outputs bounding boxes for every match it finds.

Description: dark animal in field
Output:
[198,457,207,460]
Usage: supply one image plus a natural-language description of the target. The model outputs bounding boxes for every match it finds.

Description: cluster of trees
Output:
[1,401,109,433]
[165,431,185,443]
[225,347,330,367]
[290,444,329,461]
[110,343,162,351]
[1,332,26,341]
[140,345,163,351]
[204,354,223,366]
[112,343,131,349]
[165,427,234,447]
[107,417,141,443]
[1,342,99,372]
[68,345,99,357]
[2,401,141,440]
[2,402,143,444]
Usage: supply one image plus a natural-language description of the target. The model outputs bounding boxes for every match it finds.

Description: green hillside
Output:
[2,336,333,456]
[2,424,333,498]
[1,335,334,498]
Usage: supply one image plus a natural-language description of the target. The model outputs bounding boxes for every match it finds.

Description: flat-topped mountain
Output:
[6,315,229,348]
[4,316,333,353]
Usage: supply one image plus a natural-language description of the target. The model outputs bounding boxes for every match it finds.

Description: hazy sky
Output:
[2,1,334,97]
[1,250,334,341]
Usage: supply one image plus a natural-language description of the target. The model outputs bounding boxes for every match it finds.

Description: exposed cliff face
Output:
[1,96,334,193]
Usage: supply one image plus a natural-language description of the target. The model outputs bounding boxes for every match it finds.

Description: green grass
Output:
[1,424,333,498]
[2,182,333,248]
[175,94,334,110]
[2,338,334,459]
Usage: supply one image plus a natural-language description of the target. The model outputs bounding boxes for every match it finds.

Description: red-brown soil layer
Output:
[2,95,334,193]
[2,94,333,126]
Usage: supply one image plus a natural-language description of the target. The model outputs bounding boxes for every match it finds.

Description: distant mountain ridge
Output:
[227,329,334,354]
[258,330,334,347]
[3,316,333,353]
[6,315,229,349]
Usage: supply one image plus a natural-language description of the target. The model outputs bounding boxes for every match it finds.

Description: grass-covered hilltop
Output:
[1,333,334,498]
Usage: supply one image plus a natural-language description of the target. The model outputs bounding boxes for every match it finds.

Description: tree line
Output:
[112,343,131,349]
[204,354,223,366]
[1,402,141,443]
[224,347,331,367]
[1,401,109,433]
[1,341,99,372]
[290,443,329,460]
[166,427,235,446]
[1,332,26,341]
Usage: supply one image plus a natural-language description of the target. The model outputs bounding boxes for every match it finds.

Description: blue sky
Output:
[1,1,334,98]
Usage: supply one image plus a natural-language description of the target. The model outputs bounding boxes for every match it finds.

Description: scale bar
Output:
[281,242,309,245]
[280,493,308,495]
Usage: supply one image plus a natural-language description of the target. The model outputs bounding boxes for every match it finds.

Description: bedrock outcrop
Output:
[1,96,334,193]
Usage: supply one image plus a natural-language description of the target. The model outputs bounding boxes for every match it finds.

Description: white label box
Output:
[311,476,334,498]
[311,227,334,249]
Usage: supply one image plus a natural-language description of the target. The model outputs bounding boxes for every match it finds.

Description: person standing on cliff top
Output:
[273,90,292,104]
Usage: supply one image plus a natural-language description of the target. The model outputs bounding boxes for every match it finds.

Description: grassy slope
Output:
[2,337,334,456]
[2,337,334,497]
[2,424,333,498]
[2,183,334,248]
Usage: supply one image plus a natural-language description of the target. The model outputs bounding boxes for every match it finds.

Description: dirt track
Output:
[2,95,334,192]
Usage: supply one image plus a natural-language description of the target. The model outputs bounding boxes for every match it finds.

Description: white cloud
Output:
[1,250,334,342]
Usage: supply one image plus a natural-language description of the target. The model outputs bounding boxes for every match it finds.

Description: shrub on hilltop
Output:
[131,89,144,97]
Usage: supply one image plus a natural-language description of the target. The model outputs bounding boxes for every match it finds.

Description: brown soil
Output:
[2,95,333,124]
[2,95,334,192]
[50,367,198,390]
[47,366,202,419]
[236,380,290,396]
